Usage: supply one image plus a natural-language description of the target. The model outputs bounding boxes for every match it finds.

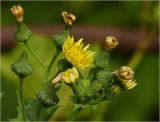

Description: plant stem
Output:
[68,107,82,121]
[44,47,61,85]
[19,77,26,121]
[127,30,156,70]
[24,42,46,71]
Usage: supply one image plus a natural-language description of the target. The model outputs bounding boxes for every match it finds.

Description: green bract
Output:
[37,88,59,107]
[11,51,32,78]
[94,50,110,69]
[53,27,70,48]
[16,22,32,42]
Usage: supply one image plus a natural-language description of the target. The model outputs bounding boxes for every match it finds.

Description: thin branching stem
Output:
[24,42,47,71]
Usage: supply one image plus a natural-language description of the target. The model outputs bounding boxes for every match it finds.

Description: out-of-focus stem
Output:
[127,1,157,70]
[24,42,46,71]
[127,30,156,70]
[44,47,61,85]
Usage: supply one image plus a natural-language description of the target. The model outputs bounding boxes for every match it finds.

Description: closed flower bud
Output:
[61,11,76,26]
[11,51,32,78]
[10,5,24,22]
[37,89,59,107]
[105,36,119,51]
[110,84,121,95]
[52,28,70,48]
[115,66,137,90]
[15,22,32,42]
[115,66,134,80]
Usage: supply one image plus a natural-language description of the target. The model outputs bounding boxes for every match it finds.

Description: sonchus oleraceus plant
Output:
[10,5,137,121]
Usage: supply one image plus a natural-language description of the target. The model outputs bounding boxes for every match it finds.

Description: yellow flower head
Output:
[61,11,76,26]
[61,67,79,84]
[52,67,79,85]
[10,5,24,22]
[63,36,95,69]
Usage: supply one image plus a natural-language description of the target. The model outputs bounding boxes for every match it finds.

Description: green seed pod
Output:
[37,89,59,107]
[52,27,70,48]
[57,58,72,72]
[11,51,32,78]
[15,22,32,42]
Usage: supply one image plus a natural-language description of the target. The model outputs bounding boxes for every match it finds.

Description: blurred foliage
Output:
[1,1,159,121]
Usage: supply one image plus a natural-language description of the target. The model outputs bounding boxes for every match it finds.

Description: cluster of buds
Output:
[105,36,119,51]
[10,5,24,22]
[115,66,137,89]
[52,67,79,85]
[61,11,76,26]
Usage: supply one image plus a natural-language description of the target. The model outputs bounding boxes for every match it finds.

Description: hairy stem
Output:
[24,42,46,71]
[19,77,26,121]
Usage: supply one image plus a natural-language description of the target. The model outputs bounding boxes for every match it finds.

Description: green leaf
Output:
[39,106,59,121]
[94,50,109,68]
[96,70,114,86]
[25,99,59,121]
[25,99,41,121]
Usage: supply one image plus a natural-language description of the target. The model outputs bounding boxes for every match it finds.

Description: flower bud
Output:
[52,28,70,48]
[11,51,32,78]
[115,66,134,80]
[105,36,119,51]
[37,89,59,107]
[121,79,137,89]
[15,22,32,42]
[110,84,121,95]
[61,11,76,26]
[62,67,79,84]
[10,5,24,22]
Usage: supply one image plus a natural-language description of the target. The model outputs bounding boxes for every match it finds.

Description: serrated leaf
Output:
[96,70,114,86]
[94,50,109,68]
[25,99,59,121]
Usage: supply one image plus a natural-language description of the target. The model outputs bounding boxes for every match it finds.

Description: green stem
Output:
[44,47,61,84]
[68,107,82,121]
[19,77,26,121]
[24,42,46,71]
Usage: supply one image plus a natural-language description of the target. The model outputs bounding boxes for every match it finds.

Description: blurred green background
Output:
[1,1,159,121]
